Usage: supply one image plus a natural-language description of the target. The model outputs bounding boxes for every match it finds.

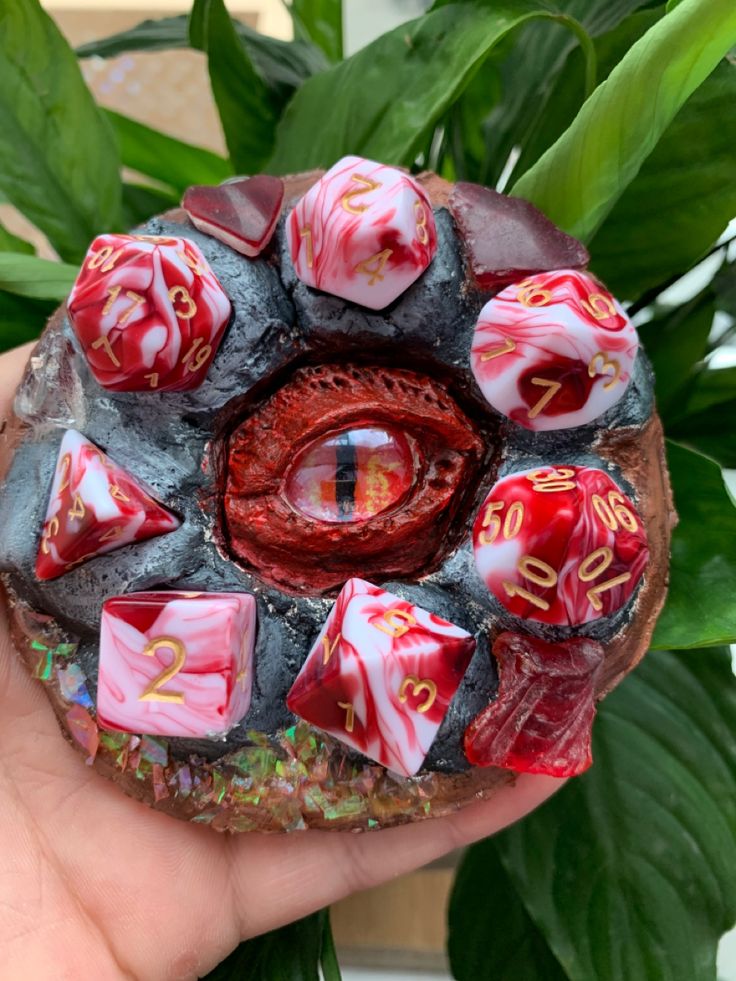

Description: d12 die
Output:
[464,631,605,777]
[472,466,648,626]
[35,430,180,581]
[470,269,639,430]
[286,577,475,777]
[286,156,437,310]
[68,233,231,392]
[97,591,256,738]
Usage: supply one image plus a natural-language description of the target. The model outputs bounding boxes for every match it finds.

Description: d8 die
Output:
[464,632,605,777]
[36,429,180,581]
[472,466,648,626]
[286,577,475,777]
[97,591,256,738]
[286,156,437,310]
[470,269,639,430]
[68,233,231,392]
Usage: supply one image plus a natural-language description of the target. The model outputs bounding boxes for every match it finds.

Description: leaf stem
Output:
[552,15,597,98]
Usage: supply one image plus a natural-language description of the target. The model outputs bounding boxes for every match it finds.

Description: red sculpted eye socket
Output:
[223,364,488,594]
[284,426,416,524]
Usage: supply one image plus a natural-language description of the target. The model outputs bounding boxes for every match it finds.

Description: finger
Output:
[0,342,35,418]
[225,772,563,939]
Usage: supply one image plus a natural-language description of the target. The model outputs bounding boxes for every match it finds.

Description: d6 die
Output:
[286,577,475,776]
[68,233,231,392]
[472,466,649,626]
[470,269,639,430]
[36,429,180,580]
[97,591,256,738]
[286,156,437,310]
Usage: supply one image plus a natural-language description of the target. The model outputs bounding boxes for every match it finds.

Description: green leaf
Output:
[448,0,655,187]
[270,2,591,174]
[480,647,736,981]
[289,0,343,62]
[0,0,122,263]
[201,909,339,980]
[590,59,736,299]
[0,220,34,255]
[0,253,77,301]
[106,109,232,194]
[637,286,715,418]
[651,441,736,650]
[121,183,179,229]
[77,14,326,95]
[0,289,54,350]
[665,368,736,469]
[449,840,569,980]
[190,0,281,173]
[511,0,736,241]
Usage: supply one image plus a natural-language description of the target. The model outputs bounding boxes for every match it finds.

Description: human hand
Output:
[0,343,561,980]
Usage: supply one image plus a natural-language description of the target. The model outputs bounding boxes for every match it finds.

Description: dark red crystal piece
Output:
[449,182,589,290]
[183,175,284,257]
[464,631,605,777]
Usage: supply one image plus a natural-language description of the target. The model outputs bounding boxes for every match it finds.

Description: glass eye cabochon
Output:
[0,167,672,832]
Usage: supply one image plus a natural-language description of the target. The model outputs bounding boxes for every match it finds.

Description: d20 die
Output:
[464,632,605,777]
[286,156,437,310]
[470,269,639,430]
[183,175,284,257]
[68,233,232,392]
[472,466,649,626]
[35,430,180,581]
[286,577,476,776]
[97,591,256,738]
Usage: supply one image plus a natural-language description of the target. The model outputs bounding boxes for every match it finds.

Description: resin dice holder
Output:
[0,160,674,832]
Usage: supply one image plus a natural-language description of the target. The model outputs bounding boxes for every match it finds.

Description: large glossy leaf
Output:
[77,15,326,96]
[270,2,593,173]
[637,286,715,419]
[449,840,568,980]
[441,0,654,187]
[290,0,343,62]
[651,442,736,650]
[665,365,736,469]
[201,910,340,981]
[0,290,54,350]
[190,0,280,173]
[0,0,122,263]
[512,0,736,242]
[590,59,736,298]
[106,110,232,193]
[451,647,736,981]
[0,253,76,301]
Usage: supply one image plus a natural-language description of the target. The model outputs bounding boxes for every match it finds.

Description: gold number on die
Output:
[138,636,187,704]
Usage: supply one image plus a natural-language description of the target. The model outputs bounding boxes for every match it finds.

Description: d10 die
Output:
[472,466,648,626]
[35,430,180,581]
[464,632,605,777]
[470,269,639,430]
[97,591,256,738]
[286,577,476,776]
[68,233,231,392]
[286,156,437,310]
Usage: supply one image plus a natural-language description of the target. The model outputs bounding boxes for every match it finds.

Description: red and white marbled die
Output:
[97,591,256,738]
[470,269,639,430]
[68,233,232,392]
[472,466,648,626]
[35,429,180,581]
[286,156,437,310]
[286,577,476,777]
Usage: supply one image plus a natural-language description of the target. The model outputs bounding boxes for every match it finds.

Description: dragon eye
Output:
[222,363,488,594]
[284,426,415,524]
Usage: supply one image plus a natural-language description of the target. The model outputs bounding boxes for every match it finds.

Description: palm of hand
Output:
[0,345,558,980]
